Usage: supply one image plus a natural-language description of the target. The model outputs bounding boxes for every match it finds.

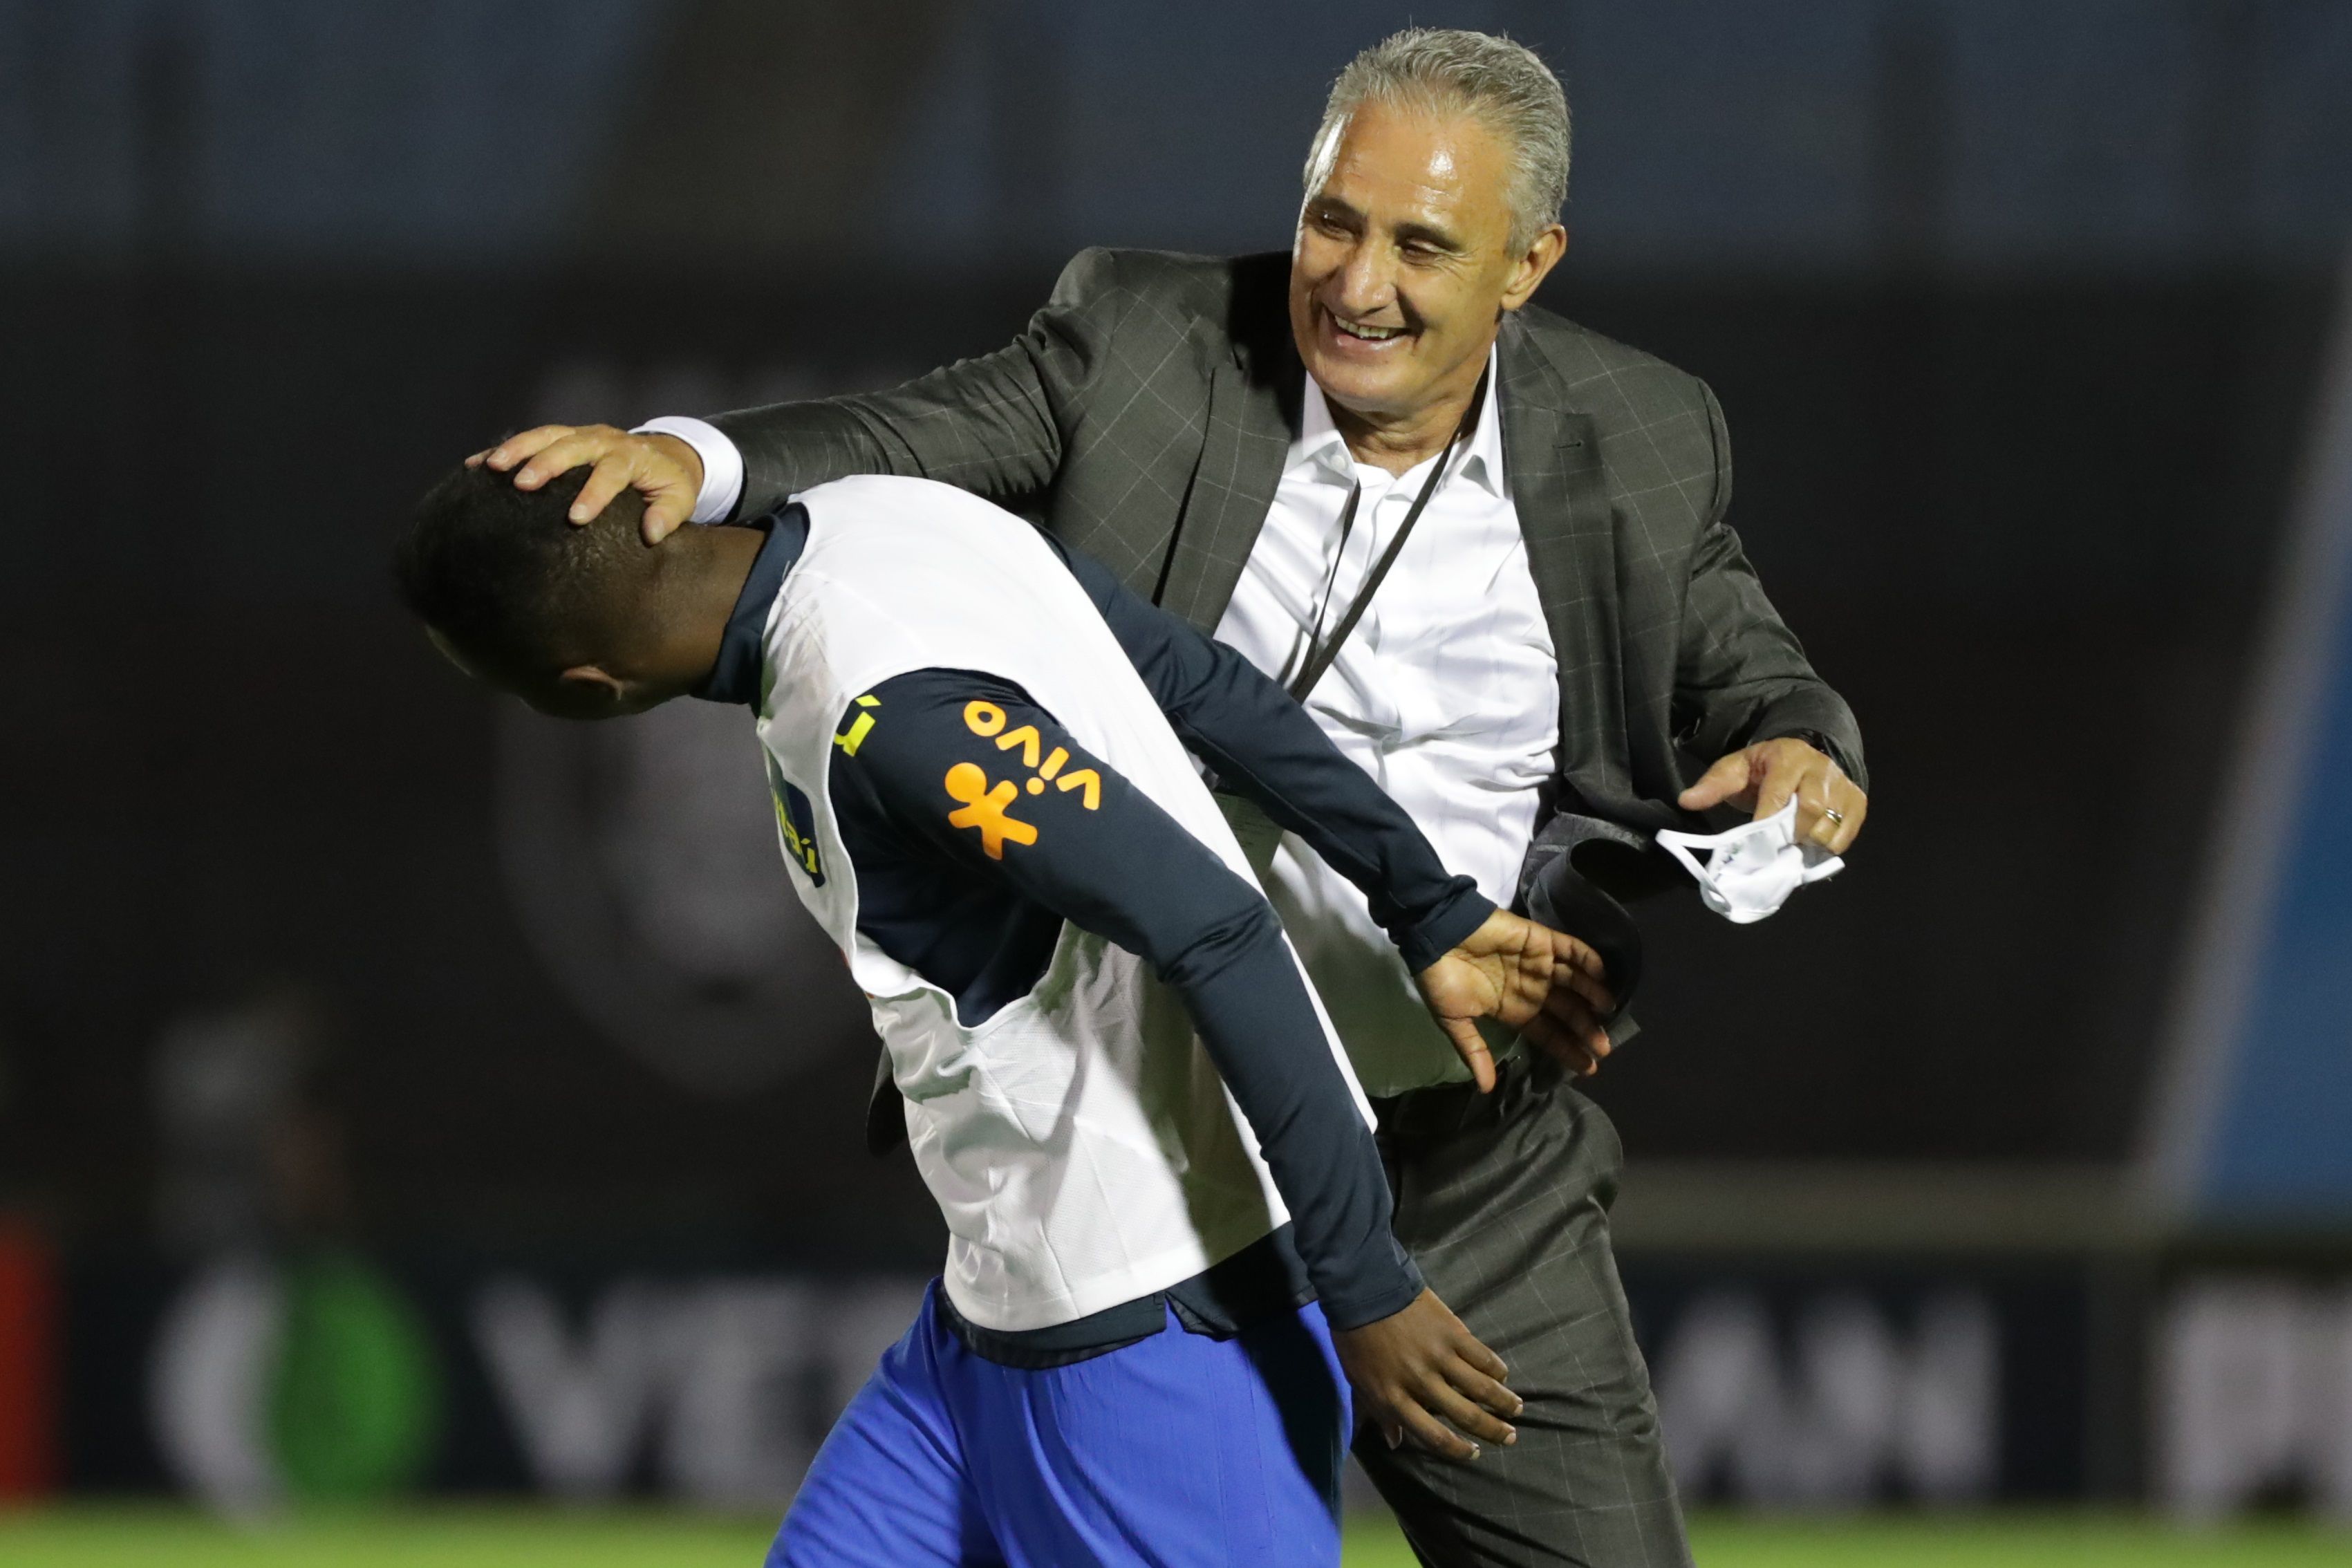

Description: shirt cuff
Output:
[1316,1247,1428,1333]
[633,416,745,525]
[1392,885,1496,975]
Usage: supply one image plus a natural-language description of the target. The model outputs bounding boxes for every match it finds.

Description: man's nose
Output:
[1330,242,1398,317]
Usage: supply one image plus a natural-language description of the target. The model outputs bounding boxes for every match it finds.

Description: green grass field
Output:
[0,1507,2346,1566]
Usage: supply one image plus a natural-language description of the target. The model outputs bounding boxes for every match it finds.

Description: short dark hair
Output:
[394,463,647,673]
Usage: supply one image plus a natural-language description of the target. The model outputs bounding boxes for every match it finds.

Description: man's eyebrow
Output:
[1392,219,1463,252]
[1304,194,1461,252]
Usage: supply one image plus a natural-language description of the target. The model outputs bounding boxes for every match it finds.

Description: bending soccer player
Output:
[395,467,1614,1567]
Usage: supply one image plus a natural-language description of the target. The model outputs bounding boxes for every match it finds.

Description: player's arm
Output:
[1047,537,1616,1079]
[833,669,1520,1459]
[1045,536,1482,962]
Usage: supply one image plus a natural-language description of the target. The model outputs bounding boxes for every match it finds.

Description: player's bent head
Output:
[395,463,671,720]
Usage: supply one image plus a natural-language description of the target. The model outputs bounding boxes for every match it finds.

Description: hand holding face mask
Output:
[1655,797,1843,924]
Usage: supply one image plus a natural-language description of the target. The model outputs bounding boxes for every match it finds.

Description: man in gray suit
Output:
[482,28,1866,1567]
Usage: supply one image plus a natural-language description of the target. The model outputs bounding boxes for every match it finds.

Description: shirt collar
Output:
[693,503,809,707]
[1288,344,1507,499]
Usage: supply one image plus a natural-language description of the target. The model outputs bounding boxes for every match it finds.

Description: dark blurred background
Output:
[3,0,2350,1524]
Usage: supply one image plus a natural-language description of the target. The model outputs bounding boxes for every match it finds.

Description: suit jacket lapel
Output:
[1155,345,1300,632]
[1153,312,1622,793]
[1498,315,1627,794]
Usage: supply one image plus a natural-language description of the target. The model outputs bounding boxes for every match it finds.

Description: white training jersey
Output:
[753,475,1373,1333]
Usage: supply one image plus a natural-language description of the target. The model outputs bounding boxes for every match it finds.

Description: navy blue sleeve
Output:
[1044,537,1493,973]
[834,668,1424,1331]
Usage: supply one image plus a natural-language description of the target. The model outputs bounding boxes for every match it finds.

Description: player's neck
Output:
[693,519,769,605]
[633,523,767,694]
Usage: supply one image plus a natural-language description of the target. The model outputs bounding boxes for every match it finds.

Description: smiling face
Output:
[1289,99,1565,437]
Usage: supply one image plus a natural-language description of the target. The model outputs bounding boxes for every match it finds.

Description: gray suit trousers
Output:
[1361,1058,1692,1568]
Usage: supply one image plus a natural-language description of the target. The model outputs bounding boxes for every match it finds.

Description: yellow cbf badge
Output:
[945,699,1101,859]
[765,757,825,886]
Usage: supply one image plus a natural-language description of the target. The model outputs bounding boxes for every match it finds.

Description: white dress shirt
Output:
[1213,351,1558,1095]
[646,346,1560,1096]
[637,413,747,524]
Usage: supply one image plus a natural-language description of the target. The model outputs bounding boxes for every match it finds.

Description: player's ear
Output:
[558,665,630,702]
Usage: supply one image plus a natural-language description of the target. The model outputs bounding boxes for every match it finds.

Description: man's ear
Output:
[559,665,631,703]
[1500,223,1569,312]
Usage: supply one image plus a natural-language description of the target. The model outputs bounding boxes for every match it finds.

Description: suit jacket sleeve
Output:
[708,248,1134,520]
[1671,380,1868,789]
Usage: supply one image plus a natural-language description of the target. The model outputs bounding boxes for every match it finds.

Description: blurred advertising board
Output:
[30,1241,2351,1522]
[1625,1265,2093,1505]
[39,1248,2100,1508]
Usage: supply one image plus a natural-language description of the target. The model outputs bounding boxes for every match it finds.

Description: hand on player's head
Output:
[467,424,703,544]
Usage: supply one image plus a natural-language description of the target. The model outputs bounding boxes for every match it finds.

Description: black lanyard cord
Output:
[1287,368,1490,704]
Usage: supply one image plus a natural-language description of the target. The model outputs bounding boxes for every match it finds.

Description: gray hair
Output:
[1304,28,1570,252]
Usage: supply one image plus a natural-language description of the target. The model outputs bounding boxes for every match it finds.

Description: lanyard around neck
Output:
[1287,367,1491,704]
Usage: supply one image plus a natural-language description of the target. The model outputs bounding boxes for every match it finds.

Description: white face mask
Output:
[1655,798,1843,924]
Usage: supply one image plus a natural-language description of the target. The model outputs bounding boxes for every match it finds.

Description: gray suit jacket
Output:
[713,248,1863,832]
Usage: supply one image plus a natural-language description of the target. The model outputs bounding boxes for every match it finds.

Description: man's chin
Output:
[1301,351,1421,418]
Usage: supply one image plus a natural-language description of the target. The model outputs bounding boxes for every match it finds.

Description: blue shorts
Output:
[769,1280,1350,1568]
